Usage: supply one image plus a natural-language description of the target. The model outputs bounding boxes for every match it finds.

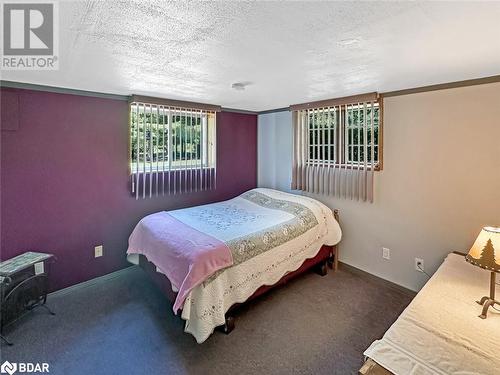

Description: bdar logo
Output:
[0,361,17,375]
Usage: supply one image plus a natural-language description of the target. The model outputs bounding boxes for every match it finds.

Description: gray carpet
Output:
[1,264,413,375]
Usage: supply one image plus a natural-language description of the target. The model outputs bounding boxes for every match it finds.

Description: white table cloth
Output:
[365,253,500,375]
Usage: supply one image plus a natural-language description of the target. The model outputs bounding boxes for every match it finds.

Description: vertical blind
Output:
[291,93,381,202]
[129,96,220,199]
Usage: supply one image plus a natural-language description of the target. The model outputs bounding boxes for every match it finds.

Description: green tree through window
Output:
[130,105,216,173]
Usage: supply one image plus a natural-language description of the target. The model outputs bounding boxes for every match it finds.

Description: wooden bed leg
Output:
[327,245,339,271]
[334,247,339,271]
[216,315,235,335]
[327,251,334,269]
[314,260,328,276]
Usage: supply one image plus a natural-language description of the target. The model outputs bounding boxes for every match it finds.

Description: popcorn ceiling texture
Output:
[3,1,500,111]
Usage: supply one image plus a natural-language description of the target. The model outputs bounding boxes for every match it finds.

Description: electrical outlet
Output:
[415,258,424,272]
[94,245,103,258]
[382,247,391,260]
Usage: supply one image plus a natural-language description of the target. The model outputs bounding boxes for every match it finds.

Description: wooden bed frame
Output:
[138,210,340,335]
[139,243,338,334]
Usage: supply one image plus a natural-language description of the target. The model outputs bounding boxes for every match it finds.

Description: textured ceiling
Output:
[2,1,500,111]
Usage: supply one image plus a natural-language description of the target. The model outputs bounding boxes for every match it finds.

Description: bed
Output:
[127,188,342,343]
[361,252,500,375]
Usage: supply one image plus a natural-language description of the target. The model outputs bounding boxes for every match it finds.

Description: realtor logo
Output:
[0,361,17,375]
[3,2,53,55]
[1,1,59,70]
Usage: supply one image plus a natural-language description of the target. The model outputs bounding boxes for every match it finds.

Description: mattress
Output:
[128,188,341,343]
[364,253,500,375]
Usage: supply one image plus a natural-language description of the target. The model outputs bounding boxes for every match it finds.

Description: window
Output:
[129,96,219,198]
[306,102,380,168]
[130,105,216,173]
[346,103,380,165]
[291,93,382,202]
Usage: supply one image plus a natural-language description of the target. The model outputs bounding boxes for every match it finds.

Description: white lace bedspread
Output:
[364,253,500,375]
[131,188,341,343]
[182,188,341,343]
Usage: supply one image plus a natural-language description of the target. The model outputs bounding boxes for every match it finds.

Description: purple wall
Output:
[0,88,257,291]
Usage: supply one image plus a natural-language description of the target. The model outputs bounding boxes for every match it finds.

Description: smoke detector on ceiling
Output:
[338,38,361,47]
[231,82,251,91]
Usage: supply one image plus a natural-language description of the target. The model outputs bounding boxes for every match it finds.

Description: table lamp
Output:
[465,226,500,319]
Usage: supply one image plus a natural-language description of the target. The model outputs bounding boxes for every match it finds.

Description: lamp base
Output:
[476,297,499,319]
[476,272,499,319]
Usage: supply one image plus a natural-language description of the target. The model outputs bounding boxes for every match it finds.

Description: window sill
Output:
[129,167,214,174]
[306,163,382,171]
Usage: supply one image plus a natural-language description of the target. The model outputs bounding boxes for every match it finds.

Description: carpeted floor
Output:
[1,264,414,375]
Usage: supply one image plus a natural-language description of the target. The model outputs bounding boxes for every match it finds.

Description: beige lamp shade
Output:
[466,227,500,272]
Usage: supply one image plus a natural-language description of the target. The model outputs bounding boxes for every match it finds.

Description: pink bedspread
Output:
[127,212,233,313]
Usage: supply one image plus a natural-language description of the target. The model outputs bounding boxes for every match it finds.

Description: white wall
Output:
[258,110,294,193]
[258,82,500,291]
